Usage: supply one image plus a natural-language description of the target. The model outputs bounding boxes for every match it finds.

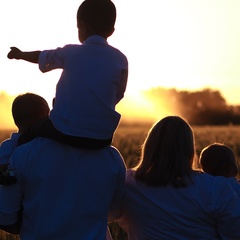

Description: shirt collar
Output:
[83,35,108,46]
[11,132,21,140]
[228,177,238,183]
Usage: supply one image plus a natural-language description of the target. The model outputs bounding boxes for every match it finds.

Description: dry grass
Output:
[113,123,240,172]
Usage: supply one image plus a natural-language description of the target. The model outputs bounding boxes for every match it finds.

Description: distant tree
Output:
[144,87,240,125]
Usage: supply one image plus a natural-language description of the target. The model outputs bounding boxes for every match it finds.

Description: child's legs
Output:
[18,117,61,146]
[18,117,112,149]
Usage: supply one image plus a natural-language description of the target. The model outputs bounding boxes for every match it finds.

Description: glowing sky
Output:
[1,0,240,129]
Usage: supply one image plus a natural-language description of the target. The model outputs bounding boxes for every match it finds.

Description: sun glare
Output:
[0,93,16,130]
[117,89,172,123]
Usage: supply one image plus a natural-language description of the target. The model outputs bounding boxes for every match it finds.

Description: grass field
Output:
[1,122,240,239]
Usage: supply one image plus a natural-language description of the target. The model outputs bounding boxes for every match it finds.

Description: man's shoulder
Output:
[14,137,55,153]
[0,133,21,154]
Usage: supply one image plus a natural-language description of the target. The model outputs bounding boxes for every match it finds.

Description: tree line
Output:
[144,88,240,125]
[1,89,240,127]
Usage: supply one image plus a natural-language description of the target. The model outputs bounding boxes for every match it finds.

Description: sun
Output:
[116,88,172,123]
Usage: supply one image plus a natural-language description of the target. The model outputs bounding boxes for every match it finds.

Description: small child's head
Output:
[77,0,116,42]
[200,143,239,178]
[12,93,50,133]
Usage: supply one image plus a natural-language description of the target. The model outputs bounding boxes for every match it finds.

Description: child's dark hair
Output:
[77,0,116,37]
[200,143,238,178]
[12,93,50,132]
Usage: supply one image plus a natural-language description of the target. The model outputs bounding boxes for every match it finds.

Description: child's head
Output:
[12,93,50,133]
[77,0,116,42]
[200,143,239,178]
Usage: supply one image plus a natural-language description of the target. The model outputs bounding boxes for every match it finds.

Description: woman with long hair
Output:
[117,116,240,239]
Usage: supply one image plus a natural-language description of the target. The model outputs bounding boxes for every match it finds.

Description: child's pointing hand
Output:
[7,47,22,59]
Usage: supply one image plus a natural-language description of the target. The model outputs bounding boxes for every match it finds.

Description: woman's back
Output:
[117,116,240,240]
[118,169,240,240]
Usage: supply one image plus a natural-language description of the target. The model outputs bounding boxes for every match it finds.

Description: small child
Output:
[199,143,240,196]
[7,0,128,149]
[0,92,50,184]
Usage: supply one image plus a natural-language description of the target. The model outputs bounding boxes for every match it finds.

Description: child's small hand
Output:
[7,47,22,59]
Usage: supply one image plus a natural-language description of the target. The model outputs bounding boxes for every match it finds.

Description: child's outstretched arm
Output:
[7,47,41,64]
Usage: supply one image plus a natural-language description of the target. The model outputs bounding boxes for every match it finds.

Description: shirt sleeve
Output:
[212,177,240,238]
[39,47,65,73]
[108,151,126,222]
[116,69,128,103]
[0,140,13,164]
[0,153,22,225]
[0,134,19,165]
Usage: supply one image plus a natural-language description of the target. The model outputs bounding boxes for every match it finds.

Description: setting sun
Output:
[117,89,175,123]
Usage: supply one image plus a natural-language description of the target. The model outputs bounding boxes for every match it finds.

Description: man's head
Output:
[77,0,116,42]
[12,93,50,133]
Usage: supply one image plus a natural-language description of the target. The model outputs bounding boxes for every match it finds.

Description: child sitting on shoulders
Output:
[7,0,128,149]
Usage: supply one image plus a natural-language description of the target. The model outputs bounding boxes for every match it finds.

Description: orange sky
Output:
[0,90,172,130]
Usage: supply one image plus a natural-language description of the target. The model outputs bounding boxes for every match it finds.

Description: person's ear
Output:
[104,27,115,39]
[228,163,238,177]
[108,27,115,37]
[77,21,87,43]
[78,21,86,31]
